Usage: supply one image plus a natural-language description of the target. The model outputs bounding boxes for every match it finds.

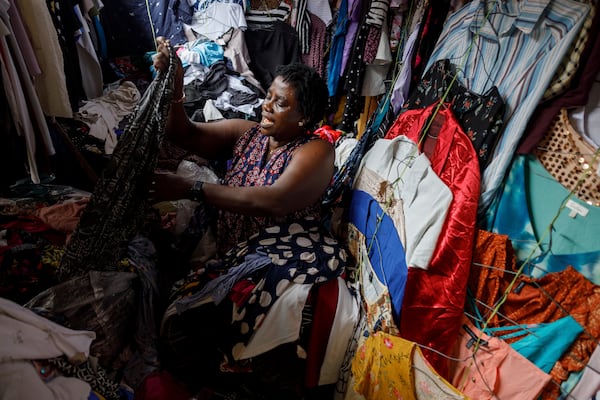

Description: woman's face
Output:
[260,76,305,141]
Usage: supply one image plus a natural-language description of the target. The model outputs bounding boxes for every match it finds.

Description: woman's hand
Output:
[149,171,194,203]
[153,37,185,96]
[153,37,171,73]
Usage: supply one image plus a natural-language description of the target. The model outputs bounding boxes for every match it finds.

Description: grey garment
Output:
[183,59,229,102]
[57,46,179,281]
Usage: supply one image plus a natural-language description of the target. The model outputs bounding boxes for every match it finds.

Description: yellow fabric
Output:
[352,331,416,400]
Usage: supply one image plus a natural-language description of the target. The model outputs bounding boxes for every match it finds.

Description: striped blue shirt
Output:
[425,0,589,214]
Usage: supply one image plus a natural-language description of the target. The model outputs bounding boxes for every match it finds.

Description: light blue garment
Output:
[485,316,583,373]
[191,40,224,67]
[426,0,589,214]
[390,23,420,114]
[484,155,600,285]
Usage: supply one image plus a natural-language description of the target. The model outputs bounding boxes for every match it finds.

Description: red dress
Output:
[385,102,480,378]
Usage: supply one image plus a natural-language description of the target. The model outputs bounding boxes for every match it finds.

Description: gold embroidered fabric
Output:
[534,108,600,206]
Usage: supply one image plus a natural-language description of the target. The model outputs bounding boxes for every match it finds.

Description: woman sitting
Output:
[151,39,349,398]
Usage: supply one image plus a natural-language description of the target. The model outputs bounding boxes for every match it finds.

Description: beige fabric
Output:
[15,0,72,117]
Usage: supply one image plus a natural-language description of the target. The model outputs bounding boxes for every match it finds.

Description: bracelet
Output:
[171,93,186,104]
[188,180,204,202]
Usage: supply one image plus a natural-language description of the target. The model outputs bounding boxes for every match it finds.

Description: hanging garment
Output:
[148,0,193,46]
[347,192,407,331]
[6,0,41,76]
[427,0,590,214]
[570,74,600,148]
[340,0,364,79]
[301,13,326,77]
[15,0,73,117]
[245,0,291,24]
[534,108,600,207]
[294,0,311,55]
[360,11,392,97]
[0,0,57,184]
[339,3,370,132]
[483,316,583,373]
[402,59,506,170]
[326,0,348,97]
[541,0,598,102]
[408,0,451,93]
[354,135,452,270]
[449,315,552,400]
[361,0,389,66]
[470,231,600,399]
[385,102,480,378]
[73,4,103,99]
[243,20,301,91]
[57,46,179,281]
[389,22,420,114]
[352,331,467,400]
[518,4,600,153]
[484,154,600,285]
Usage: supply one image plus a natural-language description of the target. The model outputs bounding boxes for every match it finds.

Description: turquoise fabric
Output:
[484,155,600,285]
[485,316,583,373]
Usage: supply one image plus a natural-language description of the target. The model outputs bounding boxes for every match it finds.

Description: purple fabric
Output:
[340,0,363,76]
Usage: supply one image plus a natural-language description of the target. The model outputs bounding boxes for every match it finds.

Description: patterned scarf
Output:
[58,46,178,281]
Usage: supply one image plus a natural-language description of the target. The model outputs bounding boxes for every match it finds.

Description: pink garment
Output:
[449,316,551,400]
[34,198,90,240]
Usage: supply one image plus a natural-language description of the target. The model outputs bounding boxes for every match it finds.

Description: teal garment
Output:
[485,316,583,374]
[190,41,224,67]
[484,155,600,285]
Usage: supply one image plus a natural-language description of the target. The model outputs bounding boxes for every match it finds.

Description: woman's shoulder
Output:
[294,135,335,157]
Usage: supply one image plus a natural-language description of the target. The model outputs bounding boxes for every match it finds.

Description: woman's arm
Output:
[203,138,335,217]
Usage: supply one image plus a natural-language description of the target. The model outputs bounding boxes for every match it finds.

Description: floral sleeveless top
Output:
[217,125,322,255]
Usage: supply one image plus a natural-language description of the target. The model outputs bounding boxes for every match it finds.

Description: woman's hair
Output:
[274,63,328,131]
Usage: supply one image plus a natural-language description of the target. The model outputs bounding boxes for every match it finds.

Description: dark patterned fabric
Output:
[402,59,505,170]
[47,0,85,109]
[167,217,346,360]
[218,125,322,254]
[339,0,370,133]
[57,47,179,281]
[226,218,346,356]
[362,0,390,64]
[49,356,121,400]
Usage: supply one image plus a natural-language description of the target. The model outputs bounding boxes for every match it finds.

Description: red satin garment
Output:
[385,102,481,378]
